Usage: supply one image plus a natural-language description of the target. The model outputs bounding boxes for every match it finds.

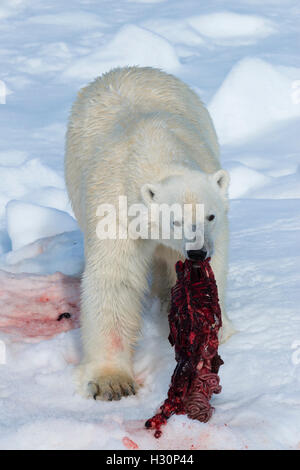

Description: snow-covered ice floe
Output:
[0,0,299,451]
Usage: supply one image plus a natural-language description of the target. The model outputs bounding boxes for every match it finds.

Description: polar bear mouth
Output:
[186,249,208,261]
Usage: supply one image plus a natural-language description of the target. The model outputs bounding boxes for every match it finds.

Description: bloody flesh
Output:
[145,258,223,438]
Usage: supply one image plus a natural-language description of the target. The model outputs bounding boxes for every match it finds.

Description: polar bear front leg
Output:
[151,244,183,316]
[151,245,180,299]
[76,239,149,400]
[210,221,236,344]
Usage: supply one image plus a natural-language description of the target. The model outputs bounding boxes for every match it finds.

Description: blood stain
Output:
[122,437,139,450]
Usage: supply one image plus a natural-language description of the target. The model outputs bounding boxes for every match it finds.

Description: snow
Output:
[225,162,272,199]
[188,12,276,42]
[0,150,28,167]
[0,231,84,277]
[63,24,180,81]
[209,57,300,145]
[27,12,106,30]
[0,0,300,451]
[0,270,80,341]
[6,201,78,251]
[0,159,65,226]
[143,11,276,51]
[0,0,27,20]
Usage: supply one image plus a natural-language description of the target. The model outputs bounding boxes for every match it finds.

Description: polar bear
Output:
[65,66,234,401]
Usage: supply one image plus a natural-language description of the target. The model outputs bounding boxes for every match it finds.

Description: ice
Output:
[0,0,300,451]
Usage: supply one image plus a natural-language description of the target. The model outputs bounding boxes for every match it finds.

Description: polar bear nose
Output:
[187,249,207,261]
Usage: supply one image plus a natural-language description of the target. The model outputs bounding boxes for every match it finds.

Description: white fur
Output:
[65,66,235,400]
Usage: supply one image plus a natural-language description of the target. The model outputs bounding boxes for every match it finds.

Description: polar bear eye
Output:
[207,214,215,222]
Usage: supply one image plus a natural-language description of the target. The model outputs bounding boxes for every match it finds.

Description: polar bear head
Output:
[141,169,229,259]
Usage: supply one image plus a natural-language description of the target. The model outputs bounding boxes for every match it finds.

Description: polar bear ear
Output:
[211,169,230,198]
[141,183,158,205]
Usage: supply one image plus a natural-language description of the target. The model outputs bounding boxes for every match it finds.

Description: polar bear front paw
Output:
[75,364,138,401]
[87,373,138,401]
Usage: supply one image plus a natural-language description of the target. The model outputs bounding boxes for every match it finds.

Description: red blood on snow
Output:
[122,436,139,450]
[145,258,223,438]
[0,270,80,341]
